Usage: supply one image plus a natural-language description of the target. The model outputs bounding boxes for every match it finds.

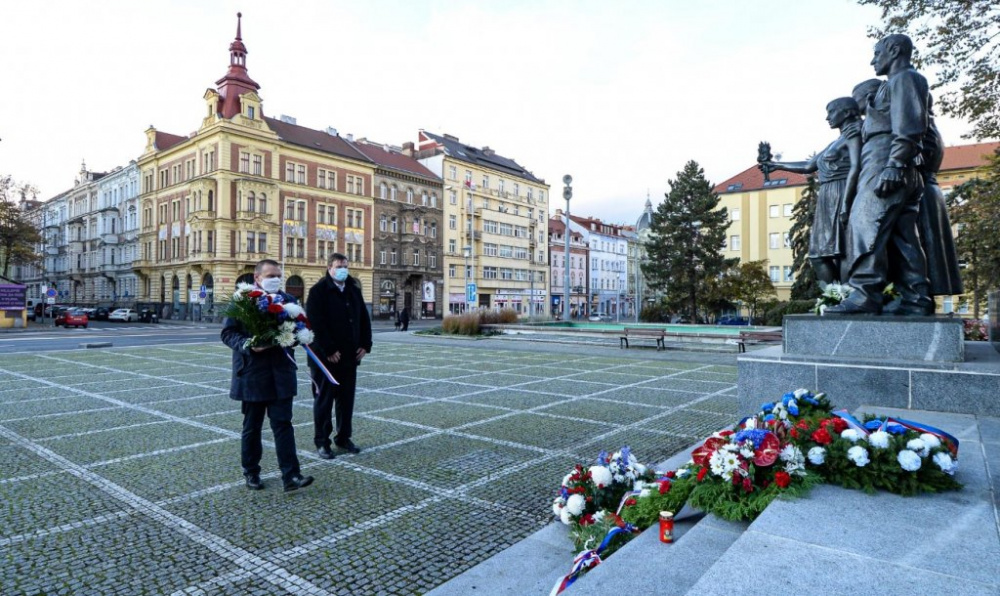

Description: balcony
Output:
[68,240,84,252]
[235,210,274,222]
[45,247,59,256]
[101,233,120,245]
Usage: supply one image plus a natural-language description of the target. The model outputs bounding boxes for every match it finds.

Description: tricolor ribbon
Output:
[549,524,638,596]
[302,344,338,387]
[888,416,960,458]
[831,409,870,435]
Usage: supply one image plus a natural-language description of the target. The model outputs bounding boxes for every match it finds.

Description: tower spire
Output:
[236,11,242,40]
[214,12,260,119]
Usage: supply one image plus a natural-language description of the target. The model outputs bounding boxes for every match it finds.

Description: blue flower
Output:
[782,392,795,405]
[620,446,631,462]
[596,450,609,465]
[735,429,770,448]
[760,402,775,413]
[864,419,884,431]
[803,396,819,406]
[788,400,799,416]
[886,424,907,435]
[763,414,776,422]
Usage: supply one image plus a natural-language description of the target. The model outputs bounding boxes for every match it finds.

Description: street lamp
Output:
[562,174,572,322]
[463,245,472,313]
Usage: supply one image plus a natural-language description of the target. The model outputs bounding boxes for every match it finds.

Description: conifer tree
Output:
[643,161,734,322]
[789,175,821,300]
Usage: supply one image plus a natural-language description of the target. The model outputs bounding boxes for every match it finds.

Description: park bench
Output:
[620,327,666,351]
[734,330,783,353]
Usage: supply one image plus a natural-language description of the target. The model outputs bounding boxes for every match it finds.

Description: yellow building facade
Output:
[415,132,550,315]
[135,17,376,317]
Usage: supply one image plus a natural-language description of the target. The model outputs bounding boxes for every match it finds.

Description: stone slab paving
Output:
[0,338,736,595]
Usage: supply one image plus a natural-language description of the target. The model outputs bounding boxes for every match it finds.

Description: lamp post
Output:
[463,245,472,313]
[562,174,572,322]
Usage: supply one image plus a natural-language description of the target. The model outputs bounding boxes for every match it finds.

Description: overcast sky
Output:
[0,0,975,224]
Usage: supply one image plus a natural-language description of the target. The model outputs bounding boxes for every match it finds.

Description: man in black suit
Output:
[221,259,313,492]
[307,253,373,457]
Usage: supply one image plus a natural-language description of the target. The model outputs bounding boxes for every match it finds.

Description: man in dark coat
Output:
[307,252,373,457]
[399,307,410,331]
[221,259,313,492]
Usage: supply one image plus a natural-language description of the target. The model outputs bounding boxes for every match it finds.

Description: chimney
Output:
[346,133,354,142]
[402,141,414,157]
[326,127,338,136]
[279,114,297,124]
[443,133,459,142]
[482,146,495,156]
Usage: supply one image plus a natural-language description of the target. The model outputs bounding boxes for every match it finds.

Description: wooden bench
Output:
[620,327,666,351]
[734,330,783,353]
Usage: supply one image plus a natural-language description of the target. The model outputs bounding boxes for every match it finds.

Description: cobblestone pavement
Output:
[0,340,737,595]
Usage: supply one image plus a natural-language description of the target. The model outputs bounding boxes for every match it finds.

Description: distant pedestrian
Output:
[399,307,410,331]
[393,311,401,331]
[307,253,373,457]
[220,259,313,493]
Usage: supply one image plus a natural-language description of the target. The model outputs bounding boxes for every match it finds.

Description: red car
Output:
[55,309,89,329]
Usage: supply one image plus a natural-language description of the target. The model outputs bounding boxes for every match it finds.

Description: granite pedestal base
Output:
[738,315,1000,417]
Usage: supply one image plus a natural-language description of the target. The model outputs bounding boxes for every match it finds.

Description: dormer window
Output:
[247,105,255,119]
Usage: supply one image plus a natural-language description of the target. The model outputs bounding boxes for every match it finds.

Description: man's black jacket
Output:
[305,273,373,365]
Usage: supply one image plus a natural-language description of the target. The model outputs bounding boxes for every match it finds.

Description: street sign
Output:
[199,291,207,299]
[200,285,207,293]
[466,283,477,304]
[46,297,56,304]
[46,289,56,297]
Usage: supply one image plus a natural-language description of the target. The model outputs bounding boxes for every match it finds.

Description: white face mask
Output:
[259,277,283,293]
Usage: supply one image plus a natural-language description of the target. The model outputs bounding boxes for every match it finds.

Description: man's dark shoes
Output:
[283,475,314,493]
[335,439,361,454]
[317,446,335,460]
[245,474,264,490]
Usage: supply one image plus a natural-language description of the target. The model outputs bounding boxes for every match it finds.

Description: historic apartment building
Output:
[415,131,550,315]
[353,139,443,319]
[714,140,1000,307]
[565,213,629,318]
[547,214,589,318]
[135,15,377,318]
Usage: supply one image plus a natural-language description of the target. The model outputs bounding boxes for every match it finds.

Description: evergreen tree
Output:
[789,175,821,300]
[643,160,734,322]
[947,153,1000,318]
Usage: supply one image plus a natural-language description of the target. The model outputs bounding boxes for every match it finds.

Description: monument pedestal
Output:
[738,314,1000,417]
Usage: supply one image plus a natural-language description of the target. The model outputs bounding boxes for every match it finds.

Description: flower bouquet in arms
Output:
[223,283,336,384]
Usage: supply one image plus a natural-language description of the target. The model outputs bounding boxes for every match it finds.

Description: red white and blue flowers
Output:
[226,283,315,349]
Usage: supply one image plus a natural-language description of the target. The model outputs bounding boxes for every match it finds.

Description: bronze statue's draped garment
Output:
[918,118,964,296]
[812,124,859,260]
[844,67,932,311]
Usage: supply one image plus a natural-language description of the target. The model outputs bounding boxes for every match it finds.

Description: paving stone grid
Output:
[0,342,737,595]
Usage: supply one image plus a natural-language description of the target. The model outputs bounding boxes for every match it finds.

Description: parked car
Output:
[92,306,111,320]
[139,308,159,323]
[109,308,139,322]
[588,313,612,322]
[718,316,750,326]
[55,309,89,328]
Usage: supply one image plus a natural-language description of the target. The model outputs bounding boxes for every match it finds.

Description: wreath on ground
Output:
[549,389,961,594]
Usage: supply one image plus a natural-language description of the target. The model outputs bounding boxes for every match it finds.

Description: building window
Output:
[482,174,490,189]
[296,238,305,258]
[318,205,326,224]
[380,183,388,200]
[483,266,498,279]
[379,250,386,265]
[783,203,793,217]
[247,105,255,119]
[769,266,780,282]
[769,204,779,218]
[246,231,255,253]
[406,188,414,203]
[285,163,295,183]
[731,207,740,221]
[449,190,457,205]
[296,165,306,185]
[239,152,250,173]
[430,222,437,238]
[379,214,387,232]
[297,201,306,222]
[258,233,267,253]
[390,217,398,233]
[391,185,398,201]
[782,266,793,282]
[429,254,436,269]
[769,233,780,249]
[285,201,295,220]
[783,232,791,248]
[448,165,457,180]
[390,249,397,265]
[413,250,420,266]
[449,215,456,230]
[253,155,262,176]
[449,264,456,278]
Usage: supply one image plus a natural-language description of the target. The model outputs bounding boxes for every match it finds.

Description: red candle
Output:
[659,511,674,543]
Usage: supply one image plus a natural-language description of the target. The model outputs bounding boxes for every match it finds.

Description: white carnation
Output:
[932,452,956,475]
[561,473,573,487]
[559,508,573,525]
[565,494,585,516]
[793,388,809,399]
[807,446,826,465]
[906,438,929,457]
[840,429,863,443]
[282,303,305,318]
[593,510,606,523]
[898,449,922,472]
[280,321,297,332]
[639,489,651,498]
[589,465,612,488]
[552,499,564,517]
[868,431,890,449]
[920,433,941,449]
[276,330,296,347]
[295,328,315,345]
[847,445,870,467]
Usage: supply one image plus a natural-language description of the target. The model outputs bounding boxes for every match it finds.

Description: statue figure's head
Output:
[852,78,883,116]
[826,97,860,129]
[872,33,913,76]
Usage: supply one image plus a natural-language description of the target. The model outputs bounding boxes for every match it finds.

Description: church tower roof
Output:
[214,12,260,119]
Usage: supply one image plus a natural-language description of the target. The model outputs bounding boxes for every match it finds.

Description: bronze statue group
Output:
[760,33,962,315]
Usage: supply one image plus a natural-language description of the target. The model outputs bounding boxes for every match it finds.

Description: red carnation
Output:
[831,418,848,433]
[811,428,833,445]
[718,430,735,437]
[579,514,594,526]
[297,314,307,322]
[624,498,637,507]
[795,420,810,430]
[267,303,284,314]
[665,471,676,479]
[742,477,753,493]
[247,290,263,298]
[658,481,671,494]
[790,429,799,439]
[696,467,708,482]
[774,471,791,489]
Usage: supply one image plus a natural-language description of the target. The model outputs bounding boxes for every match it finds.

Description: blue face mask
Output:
[333,267,349,282]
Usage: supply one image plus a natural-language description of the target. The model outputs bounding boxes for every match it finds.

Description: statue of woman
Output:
[759,97,862,285]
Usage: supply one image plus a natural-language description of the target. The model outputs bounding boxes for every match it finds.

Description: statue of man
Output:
[826,34,933,315]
